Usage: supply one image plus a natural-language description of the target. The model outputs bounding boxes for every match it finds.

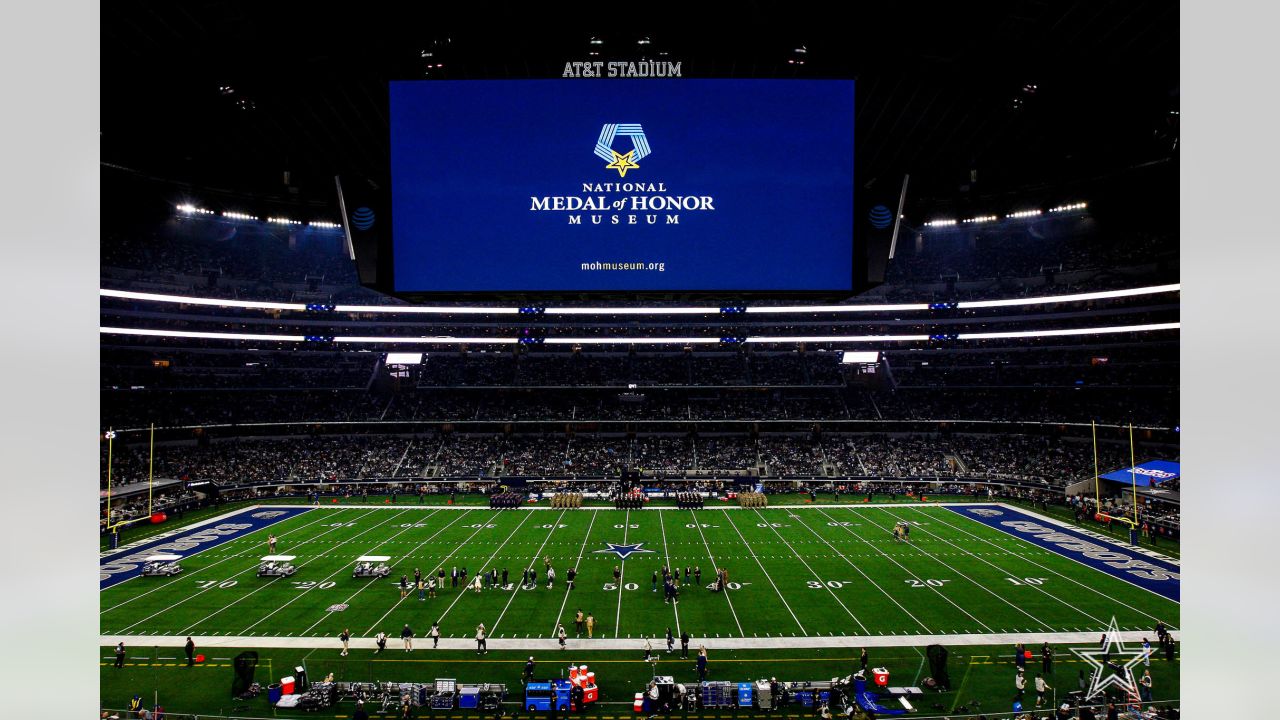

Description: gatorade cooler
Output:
[584,685,599,704]
[872,668,889,688]
[281,676,296,694]
[586,672,595,687]
[634,693,645,712]
[569,666,580,682]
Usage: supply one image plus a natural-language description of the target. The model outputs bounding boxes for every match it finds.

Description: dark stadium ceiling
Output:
[102,1,1178,215]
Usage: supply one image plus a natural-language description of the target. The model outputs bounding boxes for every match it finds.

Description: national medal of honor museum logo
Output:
[594,123,651,177]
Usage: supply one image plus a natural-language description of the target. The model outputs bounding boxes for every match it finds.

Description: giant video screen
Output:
[389,79,855,292]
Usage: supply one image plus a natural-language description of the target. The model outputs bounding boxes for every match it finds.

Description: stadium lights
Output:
[308,221,342,229]
[962,215,998,224]
[101,327,305,342]
[1049,202,1088,213]
[267,217,302,225]
[385,352,424,365]
[746,335,931,343]
[956,283,1180,309]
[958,322,1180,340]
[840,351,880,363]
[100,284,1181,315]
[923,219,957,227]
[222,211,257,221]
[543,337,720,345]
[334,336,518,345]
[176,204,214,215]
[1006,209,1043,219]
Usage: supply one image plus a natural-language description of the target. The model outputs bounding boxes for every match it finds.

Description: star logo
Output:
[593,542,656,560]
[1071,617,1146,700]
[605,150,640,177]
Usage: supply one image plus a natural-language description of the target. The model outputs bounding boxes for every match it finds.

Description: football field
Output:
[100,503,1179,647]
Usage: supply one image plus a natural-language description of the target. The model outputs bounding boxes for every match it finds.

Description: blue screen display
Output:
[389,80,855,292]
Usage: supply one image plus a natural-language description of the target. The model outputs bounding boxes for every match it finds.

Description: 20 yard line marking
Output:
[657,508,680,637]
[721,509,806,634]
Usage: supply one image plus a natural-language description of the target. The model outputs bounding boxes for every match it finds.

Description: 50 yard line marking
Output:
[180,508,417,636]
[747,508,867,635]
[490,509,568,636]
[721,510,806,634]
[657,508,680,636]
[613,509,630,637]
[550,510,599,637]
[688,509,743,636]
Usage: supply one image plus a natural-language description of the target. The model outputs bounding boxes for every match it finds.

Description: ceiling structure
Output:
[102,1,1178,216]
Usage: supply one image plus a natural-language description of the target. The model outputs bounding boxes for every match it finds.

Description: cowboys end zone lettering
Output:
[947,505,1179,601]
[99,506,312,590]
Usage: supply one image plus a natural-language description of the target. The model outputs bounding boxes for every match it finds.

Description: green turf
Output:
[101,505,1177,639]
[99,642,1181,719]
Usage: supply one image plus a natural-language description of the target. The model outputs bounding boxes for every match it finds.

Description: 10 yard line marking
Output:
[550,510,599,637]
[180,508,416,636]
[111,507,379,634]
[613,509,630,638]
[688,509,744,636]
[721,509,806,635]
[748,508,868,635]
[657,508,680,637]
[919,507,1175,627]
[883,507,1107,628]
[490,509,568,636]
[100,508,337,614]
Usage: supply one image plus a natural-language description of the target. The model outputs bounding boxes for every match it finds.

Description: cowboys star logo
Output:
[593,542,656,560]
[1071,617,1146,700]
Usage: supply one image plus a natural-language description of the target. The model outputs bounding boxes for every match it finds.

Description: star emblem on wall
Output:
[1071,617,1146,700]
[593,542,656,560]
[605,150,640,177]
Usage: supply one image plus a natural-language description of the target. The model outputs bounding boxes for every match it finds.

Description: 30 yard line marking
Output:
[657,508,680,637]
[100,507,338,614]
[814,507,993,633]
[746,508,867,634]
[721,509,806,634]
[550,510,599,637]
[433,510,537,630]
[688,509,743,636]
[112,507,380,635]
[860,508,1051,632]
[788,511,930,633]
[184,507,416,636]
[919,506,1176,628]
[490,509,567,636]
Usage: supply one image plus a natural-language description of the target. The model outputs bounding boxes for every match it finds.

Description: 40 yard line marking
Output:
[814,507,993,633]
[721,509,806,635]
[550,510,599,637]
[180,508,416,636]
[490,509,568,636]
[688,509,743,636]
[111,507,381,635]
[746,508,867,634]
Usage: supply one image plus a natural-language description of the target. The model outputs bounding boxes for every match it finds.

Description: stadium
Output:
[98,5,1180,720]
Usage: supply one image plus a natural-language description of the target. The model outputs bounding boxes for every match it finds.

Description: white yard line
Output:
[298,508,467,635]
[179,508,416,636]
[550,510,599,637]
[857,508,1054,632]
[748,508,868,634]
[431,510,537,629]
[882,506,1109,628]
[787,508,932,634]
[612,509,630,638]
[101,508,339,613]
[656,508,681,636]
[100,629,1179,652]
[721,508,807,634]
[687,509,744,636]
[814,507,994,633]
[114,507,384,635]
[921,506,1176,627]
[490,510,568,636]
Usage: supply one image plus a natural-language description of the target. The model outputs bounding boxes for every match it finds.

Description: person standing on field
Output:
[267,534,277,554]
[430,621,441,649]
[115,642,125,668]
[185,637,195,666]
[340,628,351,656]
[586,612,595,639]
[401,624,414,652]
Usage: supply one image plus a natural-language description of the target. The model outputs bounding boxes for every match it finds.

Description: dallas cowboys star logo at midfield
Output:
[593,542,656,560]
[1071,617,1146,700]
